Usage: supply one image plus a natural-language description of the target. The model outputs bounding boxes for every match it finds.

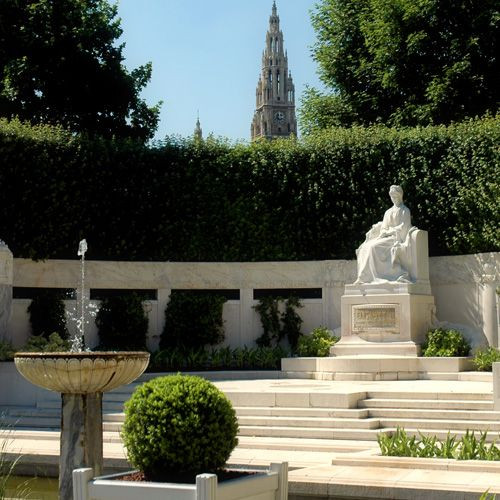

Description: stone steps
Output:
[240,424,500,442]
[0,415,60,429]
[236,436,373,453]
[359,398,492,410]
[234,406,369,419]
[367,407,500,421]
[0,406,126,430]
[5,407,60,418]
[238,425,382,441]
[364,391,492,401]
[1,379,497,449]
[238,415,380,430]
[37,400,127,412]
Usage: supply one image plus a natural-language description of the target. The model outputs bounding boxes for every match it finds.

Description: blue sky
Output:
[116,0,323,141]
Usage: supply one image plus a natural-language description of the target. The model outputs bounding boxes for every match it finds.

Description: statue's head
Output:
[389,185,403,205]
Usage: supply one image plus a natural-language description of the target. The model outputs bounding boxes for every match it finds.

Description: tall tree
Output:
[0,0,160,142]
[300,0,498,133]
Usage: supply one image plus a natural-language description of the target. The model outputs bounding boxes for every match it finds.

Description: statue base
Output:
[331,336,421,357]
[332,282,435,357]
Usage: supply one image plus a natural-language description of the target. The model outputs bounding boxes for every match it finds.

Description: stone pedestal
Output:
[332,229,435,357]
[60,393,103,500]
[0,241,13,340]
[332,283,435,356]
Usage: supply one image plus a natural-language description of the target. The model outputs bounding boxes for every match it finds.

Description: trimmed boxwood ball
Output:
[121,374,239,481]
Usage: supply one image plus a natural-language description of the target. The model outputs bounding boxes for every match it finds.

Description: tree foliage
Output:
[0,0,160,141]
[301,0,499,132]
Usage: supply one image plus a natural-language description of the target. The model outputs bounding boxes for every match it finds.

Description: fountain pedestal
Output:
[60,393,103,496]
[14,351,149,500]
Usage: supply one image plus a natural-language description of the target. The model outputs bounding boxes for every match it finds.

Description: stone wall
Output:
[5,253,499,351]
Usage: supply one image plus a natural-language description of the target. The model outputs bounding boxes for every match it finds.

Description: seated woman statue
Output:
[355,185,415,284]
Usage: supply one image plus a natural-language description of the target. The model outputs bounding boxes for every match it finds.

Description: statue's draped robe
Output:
[355,204,413,284]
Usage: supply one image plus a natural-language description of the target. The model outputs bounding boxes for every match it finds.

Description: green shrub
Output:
[121,374,238,481]
[0,341,14,361]
[254,296,281,348]
[422,327,471,357]
[0,116,497,262]
[148,345,288,372]
[27,290,68,340]
[21,333,70,352]
[160,292,226,350]
[378,427,500,460]
[254,296,303,348]
[281,296,303,350]
[95,293,148,351]
[472,347,500,372]
[296,327,339,357]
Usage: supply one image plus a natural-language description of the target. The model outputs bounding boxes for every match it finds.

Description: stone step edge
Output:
[332,455,500,473]
[239,425,380,434]
[239,415,379,423]
[367,410,500,420]
[377,417,500,427]
[0,429,120,441]
[361,397,492,404]
[236,437,375,452]
[364,392,492,401]
[234,406,366,412]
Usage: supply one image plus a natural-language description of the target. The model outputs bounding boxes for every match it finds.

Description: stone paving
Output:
[2,376,500,499]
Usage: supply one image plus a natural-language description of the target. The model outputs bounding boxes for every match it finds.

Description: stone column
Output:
[493,363,500,410]
[239,288,254,347]
[482,263,499,348]
[60,392,103,500]
[155,288,171,350]
[0,241,13,341]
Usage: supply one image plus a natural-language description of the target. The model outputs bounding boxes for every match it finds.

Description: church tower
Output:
[193,114,203,141]
[251,1,297,140]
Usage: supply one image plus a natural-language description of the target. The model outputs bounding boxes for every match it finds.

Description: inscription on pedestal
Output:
[352,304,400,334]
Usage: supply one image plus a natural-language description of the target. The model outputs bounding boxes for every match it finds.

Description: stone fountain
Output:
[14,240,150,499]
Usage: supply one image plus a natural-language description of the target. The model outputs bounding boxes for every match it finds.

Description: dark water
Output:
[6,476,58,499]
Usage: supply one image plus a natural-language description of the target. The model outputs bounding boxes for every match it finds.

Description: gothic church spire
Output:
[251,2,297,140]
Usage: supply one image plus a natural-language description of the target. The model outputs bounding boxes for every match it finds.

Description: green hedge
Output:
[95,293,148,351]
[160,292,227,350]
[0,116,498,261]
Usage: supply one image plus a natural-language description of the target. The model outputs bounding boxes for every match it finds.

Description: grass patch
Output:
[378,428,500,460]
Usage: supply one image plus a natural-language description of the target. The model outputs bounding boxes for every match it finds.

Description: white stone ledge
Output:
[332,455,500,473]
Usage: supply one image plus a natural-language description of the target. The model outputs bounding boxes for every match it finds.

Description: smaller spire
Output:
[269,1,279,28]
[194,111,203,141]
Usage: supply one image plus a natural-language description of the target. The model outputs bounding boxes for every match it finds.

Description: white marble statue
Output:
[355,185,417,284]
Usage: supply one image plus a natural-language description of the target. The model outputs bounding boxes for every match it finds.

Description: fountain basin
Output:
[14,351,150,394]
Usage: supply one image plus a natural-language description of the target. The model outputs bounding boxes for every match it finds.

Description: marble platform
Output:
[1,376,499,500]
[281,355,474,381]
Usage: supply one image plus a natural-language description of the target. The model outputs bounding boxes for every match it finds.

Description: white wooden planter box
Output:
[73,462,288,500]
